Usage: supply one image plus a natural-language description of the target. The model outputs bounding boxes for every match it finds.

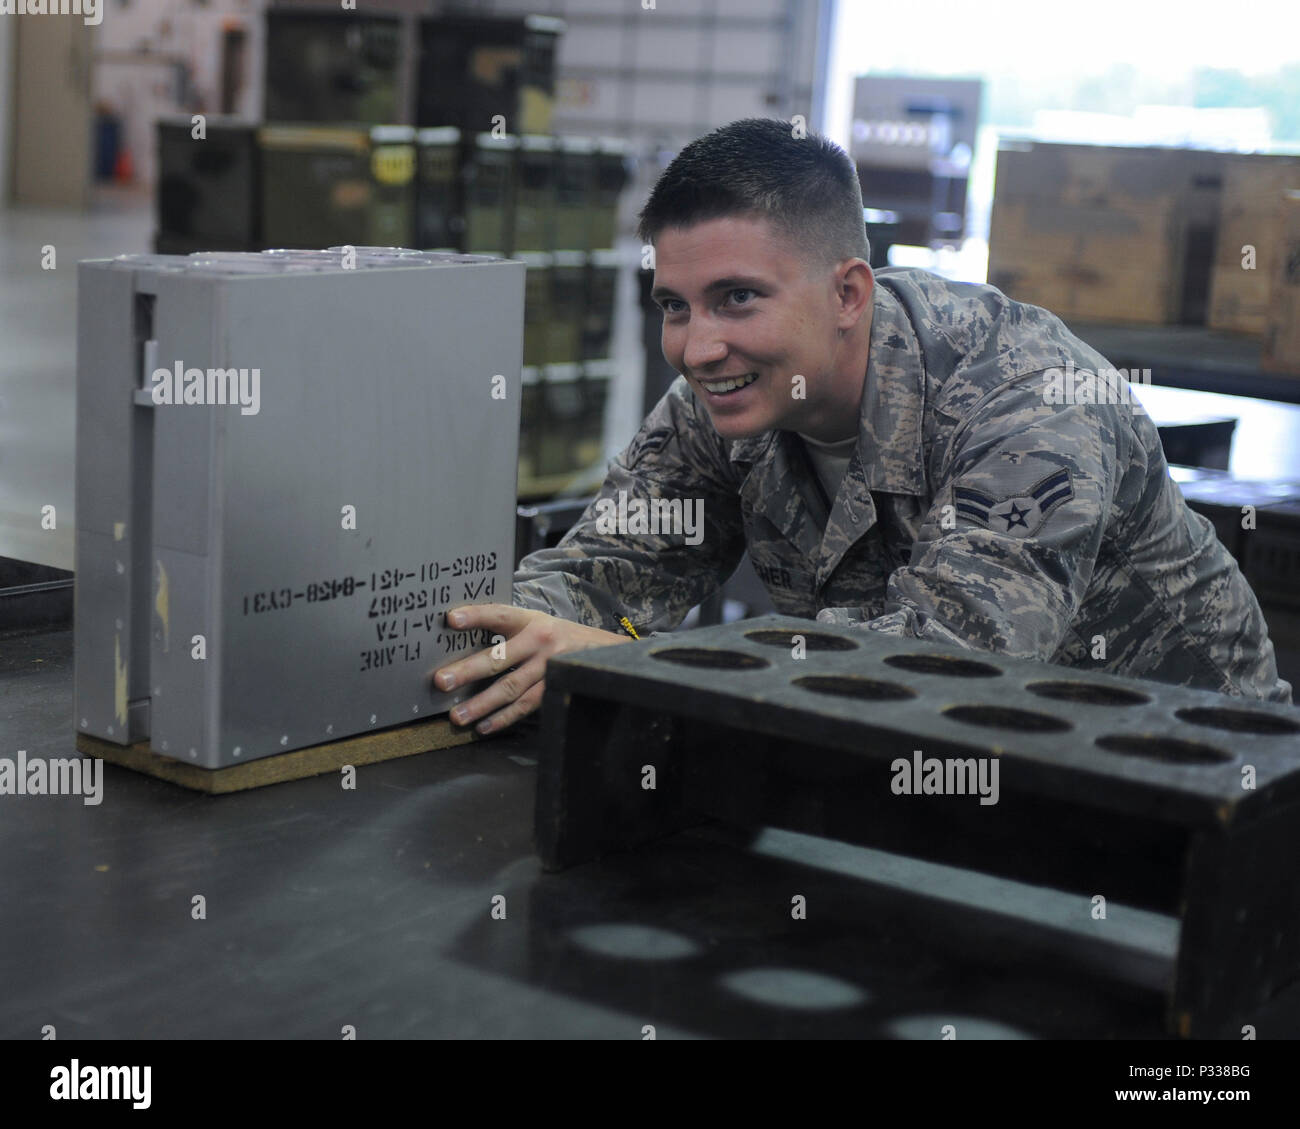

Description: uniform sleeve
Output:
[817,370,1125,658]
[512,377,748,634]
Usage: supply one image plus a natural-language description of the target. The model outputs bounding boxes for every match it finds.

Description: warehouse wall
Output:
[483,0,826,240]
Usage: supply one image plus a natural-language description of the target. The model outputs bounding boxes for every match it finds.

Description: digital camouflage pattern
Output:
[514,267,1292,703]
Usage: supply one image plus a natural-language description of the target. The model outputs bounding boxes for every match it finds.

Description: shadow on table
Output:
[445,822,1173,1039]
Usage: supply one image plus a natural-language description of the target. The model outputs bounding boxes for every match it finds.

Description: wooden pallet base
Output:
[75,716,492,794]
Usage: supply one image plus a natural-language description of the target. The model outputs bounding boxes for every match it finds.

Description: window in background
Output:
[823,0,1300,282]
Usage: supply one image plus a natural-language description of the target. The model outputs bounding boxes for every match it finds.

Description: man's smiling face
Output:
[650,214,873,443]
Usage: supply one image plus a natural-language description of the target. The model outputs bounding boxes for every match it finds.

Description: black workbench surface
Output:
[3,627,1298,1040]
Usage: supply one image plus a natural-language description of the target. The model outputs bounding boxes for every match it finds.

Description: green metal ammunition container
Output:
[520,252,552,369]
[555,136,596,252]
[591,138,631,250]
[259,125,416,249]
[415,127,464,251]
[583,249,621,361]
[464,133,518,254]
[546,251,586,363]
[515,135,557,252]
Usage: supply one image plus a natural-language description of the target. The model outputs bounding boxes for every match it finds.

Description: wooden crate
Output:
[1208,156,1300,335]
[1262,190,1300,374]
[989,197,1184,323]
[994,143,1189,209]
[988,143,1219,326]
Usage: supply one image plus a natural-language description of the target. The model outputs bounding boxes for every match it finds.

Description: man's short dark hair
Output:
[636,118,871,273]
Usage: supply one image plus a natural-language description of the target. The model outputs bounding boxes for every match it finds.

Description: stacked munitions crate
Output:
[257,8,414,251]
[422,112,629,497]
[155,116,261,255]
[415,10,562,136]
[155,10,410,255]
[263,8,403,124]
[988,143,1300,372]
[258,124,418,249]
[154,9,631,498]
[414,130,628,498]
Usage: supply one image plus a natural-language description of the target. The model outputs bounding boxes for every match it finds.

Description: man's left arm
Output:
[818,372,1125,658]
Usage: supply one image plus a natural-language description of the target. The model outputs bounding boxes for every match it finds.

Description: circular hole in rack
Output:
[1026,680,1150,706]
[794,675,916,701]
[1095,734,1233,765]
[884,653,1002,678]
[649,648,769,671]
[1173,706,1300,736]
[942,704,1072,732]
[744,629,858,651]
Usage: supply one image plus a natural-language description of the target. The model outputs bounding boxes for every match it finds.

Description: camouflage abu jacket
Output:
[514,267,1292,703]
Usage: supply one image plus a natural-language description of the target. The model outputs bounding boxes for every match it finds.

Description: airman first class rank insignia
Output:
[952,468,1075,538]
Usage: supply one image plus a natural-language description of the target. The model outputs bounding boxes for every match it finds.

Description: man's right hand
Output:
[428,604,634,736]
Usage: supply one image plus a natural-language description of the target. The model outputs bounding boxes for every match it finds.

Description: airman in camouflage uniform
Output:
[514,266,1293,704]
